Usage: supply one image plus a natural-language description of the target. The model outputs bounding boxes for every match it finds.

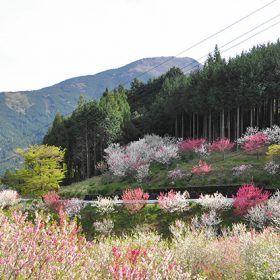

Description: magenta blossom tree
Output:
[210,138,235,160]
[233,184,270,216]
[242,132,267,159]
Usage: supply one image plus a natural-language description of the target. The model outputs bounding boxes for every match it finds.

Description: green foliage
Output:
[2,145,66,197]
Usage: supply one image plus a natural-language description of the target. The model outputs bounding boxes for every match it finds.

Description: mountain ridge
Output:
[0,56,201,173]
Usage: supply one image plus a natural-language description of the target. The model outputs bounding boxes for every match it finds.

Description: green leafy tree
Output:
[2,145,66,197]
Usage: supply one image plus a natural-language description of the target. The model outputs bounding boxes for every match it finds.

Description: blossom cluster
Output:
[179,138,206,152]
[1,209,279,279]
[43,192,85,218]
[237,125,280,146]
[191,210,222,230]
[232,164,253,176]
[246,190,280,229]
[167,168,186,181]
[264,161,280,175]
[104,135,179,181]
[94,196,118,215]
[0,189,19,209]
[192,160,212,175]
[198,192,231,212]
[0,206,280,280]
[157,190,190,213]
[233,184,270,216]
[121,188,149,213]
[93,218,114,235]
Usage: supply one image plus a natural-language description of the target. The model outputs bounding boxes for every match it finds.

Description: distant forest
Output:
[44,42,280,182]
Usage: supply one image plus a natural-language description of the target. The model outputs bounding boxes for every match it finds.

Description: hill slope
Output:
[0,57,200,173]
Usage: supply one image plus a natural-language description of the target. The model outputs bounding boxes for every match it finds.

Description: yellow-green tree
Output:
[2,145,66,197]
[267,144,280,162]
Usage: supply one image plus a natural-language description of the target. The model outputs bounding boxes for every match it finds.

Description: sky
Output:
[0,0,279,92]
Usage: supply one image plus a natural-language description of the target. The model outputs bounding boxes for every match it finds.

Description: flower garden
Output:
[0,126,280,279]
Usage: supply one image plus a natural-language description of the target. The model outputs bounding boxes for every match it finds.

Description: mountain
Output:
[0,56,201,173]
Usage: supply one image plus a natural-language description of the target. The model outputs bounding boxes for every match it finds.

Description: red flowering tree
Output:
[210,138,235,160]
[233,184,270,216]
[121,188,149,213]
[179,138,206,152]
[242,132,267,159]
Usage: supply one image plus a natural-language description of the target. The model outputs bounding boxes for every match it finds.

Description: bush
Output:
[121,188,149,213]
[233,184,270,216]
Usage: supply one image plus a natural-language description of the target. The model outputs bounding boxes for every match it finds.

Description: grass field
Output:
[59,149,280,198]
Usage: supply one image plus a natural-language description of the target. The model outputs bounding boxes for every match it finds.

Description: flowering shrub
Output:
[263,125,280,144]
[121,188,149,213]
[152,144,179,164]
[42,192,64,212]
[194,143,210,159]
[233,185,270,216]
[104,135,179,181]
[246,192,280,230]
[93,218,114,235]
[210,138,234,159]
[191,210,222,231]
[198,192,231,212]
[0,210,279,279]
[64,198,85,218]
[264,161,280,175]
[167,168,186,181]
[157,190,190,213]
[43,192,84,218]
[179,138,206,152]
[232,164,253,176]
[0,190,19,209]
[192,161,212,175]
[0,211,88,279]
[94,196,118,215]
[135,163,150,182]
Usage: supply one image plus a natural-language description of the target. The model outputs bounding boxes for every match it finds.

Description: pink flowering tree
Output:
[192,161,212,176]
[242,132,267,159]
[121,187,149,213]
[233,184,270,216]
[179,138,206,153]
[210,138,235,160]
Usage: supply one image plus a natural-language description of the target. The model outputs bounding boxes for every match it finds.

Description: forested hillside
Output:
[44,42,280,183]
[0,57,199,173]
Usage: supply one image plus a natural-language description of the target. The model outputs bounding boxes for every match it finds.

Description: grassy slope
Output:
[59,150,280,198]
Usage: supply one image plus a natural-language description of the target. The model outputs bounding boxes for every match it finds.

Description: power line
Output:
[120,0,279,87]
[180,16,280,72]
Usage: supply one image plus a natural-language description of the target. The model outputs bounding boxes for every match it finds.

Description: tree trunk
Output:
[221,109,225,138]
[181,113,184,139]
[93,133,97,176]
[197,114,199,138]
[209,111,212,141]
[175,116,178,138]
[270,99,273,126]
[236,105,240,140]
[241,108,244,136]
[85,124,90,178]
[203,114,207,139]
[192,113,195,138]
[227,111,230,139]
[250,106,253,127]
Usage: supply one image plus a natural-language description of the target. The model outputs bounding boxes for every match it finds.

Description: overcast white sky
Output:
[0,0,279,91]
